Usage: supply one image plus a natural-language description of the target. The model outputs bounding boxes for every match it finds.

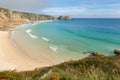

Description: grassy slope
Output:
[0,55,120,80]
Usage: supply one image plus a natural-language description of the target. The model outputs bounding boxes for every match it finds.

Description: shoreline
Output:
[0,20,53,71]
[0,20,87,71]
[0,31,51,71]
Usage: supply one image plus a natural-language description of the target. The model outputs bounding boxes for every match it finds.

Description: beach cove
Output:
[0,0,120,79]
[1,18,120,71]
[0,20,87,71]
[1,18,119,72]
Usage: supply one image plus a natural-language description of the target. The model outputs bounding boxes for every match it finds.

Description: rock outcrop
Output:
[0,7,57,30]
[58,16,72,20]
[89,52,104,57]
[113,49,120,56]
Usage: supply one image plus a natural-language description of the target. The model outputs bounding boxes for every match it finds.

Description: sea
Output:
[11,18,120,62]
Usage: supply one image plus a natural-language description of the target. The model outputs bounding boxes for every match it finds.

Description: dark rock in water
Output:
[113,49,120,56]
[58,16,72,20]
[89,52,104,57]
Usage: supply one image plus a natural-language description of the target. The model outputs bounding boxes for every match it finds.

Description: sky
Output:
[0,0,120,18]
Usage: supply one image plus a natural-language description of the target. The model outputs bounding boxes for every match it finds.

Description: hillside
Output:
[0,55,120,80]
[0,7,119,80]
[0,7,56,30]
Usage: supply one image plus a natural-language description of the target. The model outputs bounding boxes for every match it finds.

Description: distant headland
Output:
[0,7,71,31]
[58,16,72,20]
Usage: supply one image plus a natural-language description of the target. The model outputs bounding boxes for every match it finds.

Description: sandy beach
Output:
[0,20,87,71]
[0,31,50,71]
[0,30,87,71]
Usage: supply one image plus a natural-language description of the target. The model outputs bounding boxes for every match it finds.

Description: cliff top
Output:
[0,7,56,31]
[0,55,120,80]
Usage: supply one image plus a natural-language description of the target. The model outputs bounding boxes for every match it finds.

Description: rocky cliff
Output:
[58,16,72,20]
[0,7,56,30]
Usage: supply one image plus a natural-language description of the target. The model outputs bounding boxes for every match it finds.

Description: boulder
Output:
[89,52,104,57]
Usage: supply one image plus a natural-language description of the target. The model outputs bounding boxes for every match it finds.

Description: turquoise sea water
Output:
[13,19,120,57]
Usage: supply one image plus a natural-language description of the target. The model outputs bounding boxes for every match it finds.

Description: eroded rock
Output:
[113,49,120,56]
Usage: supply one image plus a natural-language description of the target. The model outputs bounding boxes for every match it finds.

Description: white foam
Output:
[42,37,50,42]
[26,29,38,39]
[37,20,53,24]
[15,20,53,29]
[49,46,58,53]
[26,29,32,33]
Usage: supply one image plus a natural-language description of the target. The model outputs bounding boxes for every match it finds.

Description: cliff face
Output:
[0,7,56,30]
[0,7,72,30]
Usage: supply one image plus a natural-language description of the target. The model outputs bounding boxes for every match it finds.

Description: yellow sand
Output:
[0,31,49,71]
[0,30,87,71]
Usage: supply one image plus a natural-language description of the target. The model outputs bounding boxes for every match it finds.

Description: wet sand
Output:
[0,21,87,71]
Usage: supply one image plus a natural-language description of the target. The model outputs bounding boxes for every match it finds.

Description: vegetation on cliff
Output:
[0,7,56,31]
[0,54,120,80]
[0,7,72,30]
[0,8,71,31]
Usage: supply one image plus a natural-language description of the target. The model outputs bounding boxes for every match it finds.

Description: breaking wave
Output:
[26,29,38,39]
[42,37,50,42]
[49,45,58,53]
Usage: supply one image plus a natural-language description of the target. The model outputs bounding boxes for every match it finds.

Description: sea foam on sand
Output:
[26,29,38,39]
[0,31,49,71]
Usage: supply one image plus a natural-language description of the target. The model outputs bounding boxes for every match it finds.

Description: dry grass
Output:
[0,55,120,80]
